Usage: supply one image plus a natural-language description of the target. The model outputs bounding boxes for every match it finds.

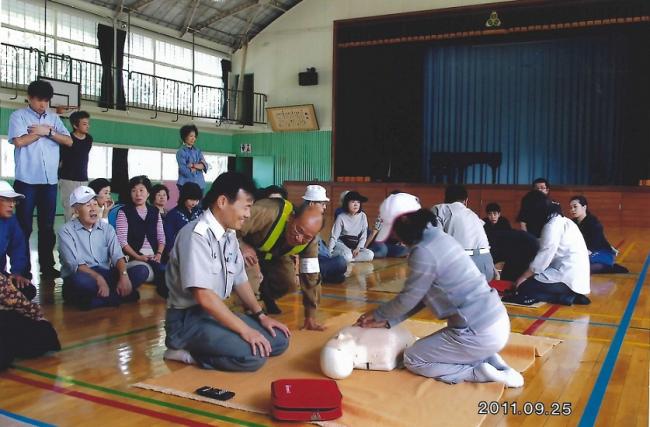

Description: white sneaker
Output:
[164,348,196,365]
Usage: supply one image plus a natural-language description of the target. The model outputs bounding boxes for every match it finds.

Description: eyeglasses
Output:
[0,197,19,205]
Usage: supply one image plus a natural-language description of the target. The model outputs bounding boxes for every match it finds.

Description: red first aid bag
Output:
[271,378,343,422]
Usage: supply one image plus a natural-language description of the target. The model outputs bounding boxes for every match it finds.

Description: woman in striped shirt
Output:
[115,175,167,298]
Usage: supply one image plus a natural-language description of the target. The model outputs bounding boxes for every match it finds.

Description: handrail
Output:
[0,42,267,124]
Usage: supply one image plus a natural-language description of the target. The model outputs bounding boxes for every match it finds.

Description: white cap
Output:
[69,186,96,206]
[0,181,24,199]
[375,193,421,242]
[302,185,329,202]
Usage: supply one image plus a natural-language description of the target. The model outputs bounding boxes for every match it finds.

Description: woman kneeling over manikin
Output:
[355,193,523,387]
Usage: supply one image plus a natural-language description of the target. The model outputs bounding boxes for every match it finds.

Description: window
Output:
[162,153,179,181]
[204,154,229,182]
[128,149,162,180]
[1,0,226,93]
[0,136,228,183]
[1,138,15,179]
[88,145,113,179]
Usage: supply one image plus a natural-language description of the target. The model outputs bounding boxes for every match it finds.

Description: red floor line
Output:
[1,373,215,427]
[522,305,561,335]
[615,239,625,249]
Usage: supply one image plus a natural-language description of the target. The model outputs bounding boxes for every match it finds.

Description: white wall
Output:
[232,0,510,130]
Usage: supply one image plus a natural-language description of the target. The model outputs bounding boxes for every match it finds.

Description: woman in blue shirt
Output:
[176,124,209,191]
[164,182,203,256]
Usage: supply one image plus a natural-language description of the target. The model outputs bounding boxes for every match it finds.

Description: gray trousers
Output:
[165,306,289,371]
[332,241,374,263]
[469,252,496,281]
[403,313,510,384]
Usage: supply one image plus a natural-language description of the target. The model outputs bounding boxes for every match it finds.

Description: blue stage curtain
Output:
[423,33,630,185]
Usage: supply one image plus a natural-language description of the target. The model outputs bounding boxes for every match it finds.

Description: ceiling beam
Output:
[128,0,156,12]
[179,0,201,37]
[193,0,259,32]
[265,0,287,13]
[114,0,125,17]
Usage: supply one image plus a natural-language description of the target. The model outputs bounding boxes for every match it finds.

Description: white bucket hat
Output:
[375,193,421,242]
[302,185,330,202]
[0,181,25,199]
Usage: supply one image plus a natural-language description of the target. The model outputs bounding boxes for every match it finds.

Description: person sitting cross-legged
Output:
[115,176,167,298]
[58,186,149,310]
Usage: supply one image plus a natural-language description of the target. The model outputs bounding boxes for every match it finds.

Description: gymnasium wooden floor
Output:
[1,224,648,426]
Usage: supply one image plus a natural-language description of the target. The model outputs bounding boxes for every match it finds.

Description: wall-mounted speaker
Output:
[299,67,318,86]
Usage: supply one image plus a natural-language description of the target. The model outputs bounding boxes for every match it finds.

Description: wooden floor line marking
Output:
[9,366,266,427]
[579,252,650,426]
[1,373,217,427]
[522,305,561,335]
[0,408,56,427]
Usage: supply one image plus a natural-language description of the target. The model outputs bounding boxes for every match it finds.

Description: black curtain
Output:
[335,44,424,182]
[221,59,231,119]
[111,148,129,203]
[97,24,126,110]
[242,74,254,125]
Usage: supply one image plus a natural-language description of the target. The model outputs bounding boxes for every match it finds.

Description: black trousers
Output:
[517,277,577,305]
[489,230,539,281]
[0,311,60,371]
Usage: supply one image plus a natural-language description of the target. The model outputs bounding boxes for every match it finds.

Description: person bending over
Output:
[356,193,522,387]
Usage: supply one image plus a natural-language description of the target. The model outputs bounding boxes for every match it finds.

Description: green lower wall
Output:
[1,107,332,194]
[233,131,332,185]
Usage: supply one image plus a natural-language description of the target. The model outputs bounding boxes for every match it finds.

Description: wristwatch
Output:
[252,309,266,321]
[48,128,53,138]
[121,270,128,276]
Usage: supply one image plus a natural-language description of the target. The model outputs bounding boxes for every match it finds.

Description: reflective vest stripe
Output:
[258,199,309,261]
[259,199,294,253]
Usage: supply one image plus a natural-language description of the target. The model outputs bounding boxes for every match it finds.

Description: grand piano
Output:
[430,152,502,184]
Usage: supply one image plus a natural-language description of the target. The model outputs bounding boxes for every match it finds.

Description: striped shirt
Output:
[115,207,165,251]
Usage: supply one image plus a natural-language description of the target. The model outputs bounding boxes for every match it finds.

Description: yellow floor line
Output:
[617,241,637,263]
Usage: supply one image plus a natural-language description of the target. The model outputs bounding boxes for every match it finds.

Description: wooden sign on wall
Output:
[266,104,319,132]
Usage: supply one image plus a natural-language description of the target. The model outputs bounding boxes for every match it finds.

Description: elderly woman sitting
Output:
[0,273,60,370]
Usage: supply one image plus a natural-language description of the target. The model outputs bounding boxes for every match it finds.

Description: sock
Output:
[474,362,507,383]
[164,348,196,365]
[474,363,524,388]
[502,368,525,388]
[485,354,509,370]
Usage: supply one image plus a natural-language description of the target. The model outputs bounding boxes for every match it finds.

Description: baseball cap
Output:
[375,193,421,242]
[0,181,25,199]
[69,186,97,206]
[302,185,329,202]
